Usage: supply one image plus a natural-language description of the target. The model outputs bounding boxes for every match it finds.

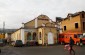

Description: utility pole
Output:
[3,21,5,38]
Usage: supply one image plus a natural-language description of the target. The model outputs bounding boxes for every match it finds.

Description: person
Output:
[80,37,83,46]
[69,37,75,55]
[0,49,1,53]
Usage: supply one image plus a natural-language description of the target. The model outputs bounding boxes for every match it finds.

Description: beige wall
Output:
[37,20,49,27]
[24,19,50,28]
[24,15,51,28]
[38,27,57,45]
[80,13,85,33]
[24,20,35,28]
[46,22,56,27]
[12,15,57,45]
[44,27,57,44]
[61,15,82,33]
[24,29,38,43]
[11,29,21,41]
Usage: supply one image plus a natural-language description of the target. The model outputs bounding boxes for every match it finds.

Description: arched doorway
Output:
[48,32,54,44]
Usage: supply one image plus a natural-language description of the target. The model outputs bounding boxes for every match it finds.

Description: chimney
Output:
[22,23,24,28]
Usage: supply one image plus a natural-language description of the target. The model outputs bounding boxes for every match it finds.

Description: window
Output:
[27,32,31,40]
[83,22,85,30]
[78,34,83,38]
[33,32,36,40]
[39,32,41,40]
[74,34,77,38]
[75,23,78,29]
[64,26,66,31]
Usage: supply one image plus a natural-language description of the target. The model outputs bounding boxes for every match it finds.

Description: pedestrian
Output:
[0,49,1,53]
[80,37,83,46]
[69,37,75,55]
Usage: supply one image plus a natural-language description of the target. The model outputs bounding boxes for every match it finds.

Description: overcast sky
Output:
[0,0,85,29]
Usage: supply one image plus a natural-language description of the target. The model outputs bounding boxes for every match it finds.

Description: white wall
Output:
[35,18,38,28]
[21,29,25,44]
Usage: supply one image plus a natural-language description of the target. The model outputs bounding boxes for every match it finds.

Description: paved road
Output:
[0,45,85,55]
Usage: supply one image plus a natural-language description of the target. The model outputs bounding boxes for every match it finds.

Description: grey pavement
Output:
[0,45,85,55]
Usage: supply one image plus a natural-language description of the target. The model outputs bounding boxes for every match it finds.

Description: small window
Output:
[78,34,83,38]
[39,32,41,40]
[83,22,85,30]
[74,34,77,38]
[64,26,66,31]
[75,23,78,29]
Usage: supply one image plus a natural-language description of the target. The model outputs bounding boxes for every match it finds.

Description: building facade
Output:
[11,15,58,45]
[60,11,85,35]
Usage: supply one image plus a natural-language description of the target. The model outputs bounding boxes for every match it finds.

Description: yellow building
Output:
[60,11,85,35]
[11,15,58,45]
[0,34,5,39]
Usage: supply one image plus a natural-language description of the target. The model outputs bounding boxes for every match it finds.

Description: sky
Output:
[0,0,85,29]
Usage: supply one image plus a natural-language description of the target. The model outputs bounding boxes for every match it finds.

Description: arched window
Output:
[33,32,36,40]
[39,32,41,40]
[27,32,31,40]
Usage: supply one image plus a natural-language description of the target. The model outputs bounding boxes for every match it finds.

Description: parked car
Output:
[11,40,23,47]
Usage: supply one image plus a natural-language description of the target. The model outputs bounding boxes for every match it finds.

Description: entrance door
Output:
[48,32,54,44]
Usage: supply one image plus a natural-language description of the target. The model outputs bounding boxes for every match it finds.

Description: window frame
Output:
[75,22,78,29]
[74,34,77,38]
[64,26,66,31]
[83,22,85,30]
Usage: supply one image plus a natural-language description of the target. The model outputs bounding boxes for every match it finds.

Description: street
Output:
[0,45,85,55]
